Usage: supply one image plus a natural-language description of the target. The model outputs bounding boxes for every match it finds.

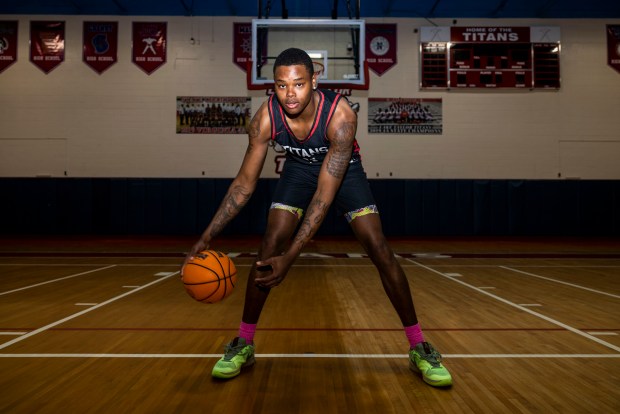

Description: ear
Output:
[312,75,317,90]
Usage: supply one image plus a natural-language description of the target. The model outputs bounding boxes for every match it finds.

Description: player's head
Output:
[273,48,317,117]
[273,48,314,78]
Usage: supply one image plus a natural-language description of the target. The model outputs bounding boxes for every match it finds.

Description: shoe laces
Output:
[222,338,245,361]
[419,342,443,367]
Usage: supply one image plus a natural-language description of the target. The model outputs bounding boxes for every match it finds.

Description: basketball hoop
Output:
[312,61,325,80]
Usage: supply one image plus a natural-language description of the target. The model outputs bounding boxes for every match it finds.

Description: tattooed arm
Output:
[183,102,272,268]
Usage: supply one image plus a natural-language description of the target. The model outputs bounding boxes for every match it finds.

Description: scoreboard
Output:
[420,26,561,90]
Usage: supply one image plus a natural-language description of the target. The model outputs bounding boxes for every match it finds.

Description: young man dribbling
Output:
[183,48,452,387]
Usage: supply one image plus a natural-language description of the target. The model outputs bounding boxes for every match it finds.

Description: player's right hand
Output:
[181,239,209,275]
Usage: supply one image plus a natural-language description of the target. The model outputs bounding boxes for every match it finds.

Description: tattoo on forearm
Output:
[209,184,251,238]
[292,198,328,251]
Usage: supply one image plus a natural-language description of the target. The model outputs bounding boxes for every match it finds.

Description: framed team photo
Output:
[368,98,443,134]
[176,96,251,134]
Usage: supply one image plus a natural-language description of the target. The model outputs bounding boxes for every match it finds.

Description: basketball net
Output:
[312,61,325,85]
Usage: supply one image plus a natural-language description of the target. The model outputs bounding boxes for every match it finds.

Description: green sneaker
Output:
[409,342,452,387]
[212,337,256,379]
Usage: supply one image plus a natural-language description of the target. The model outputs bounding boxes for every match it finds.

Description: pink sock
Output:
[238,322,256,344]
[404,323,425,348]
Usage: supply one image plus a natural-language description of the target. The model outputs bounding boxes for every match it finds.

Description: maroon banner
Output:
[30,21,65,74]
[366,23,397,76]
[607,25,620,74]
[0,21,18,74]
[232,22,267,73]
[451,27,530,43]
[83,21,118,74]
[233,23,252,72]
[132,22,166,75]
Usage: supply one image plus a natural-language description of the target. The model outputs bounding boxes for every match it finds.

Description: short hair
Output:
[273,48,314,77]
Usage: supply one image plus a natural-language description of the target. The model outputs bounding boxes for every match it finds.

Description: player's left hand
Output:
[254,254,294,288]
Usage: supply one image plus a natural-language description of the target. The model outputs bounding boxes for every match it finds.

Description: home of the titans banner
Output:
[451,27,531,42]
[422,26,560,44]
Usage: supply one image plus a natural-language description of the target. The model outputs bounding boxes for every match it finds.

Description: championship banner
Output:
[368,98,442,134]
[30,21,65,74]
[365,23,397,76]
[0,21,18,74]
[176,96,251,134]
[607,25,620,74]
[83,21,118,74]
[132,22,166,75]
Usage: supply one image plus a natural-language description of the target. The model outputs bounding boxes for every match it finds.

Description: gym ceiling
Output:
[1,0,619,19]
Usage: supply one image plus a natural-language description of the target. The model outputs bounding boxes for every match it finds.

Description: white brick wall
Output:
[0,16,618,179]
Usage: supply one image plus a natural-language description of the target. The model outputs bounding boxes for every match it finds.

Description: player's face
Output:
[273,64,315,117]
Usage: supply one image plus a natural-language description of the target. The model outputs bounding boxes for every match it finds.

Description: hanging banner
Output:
[365,23,397,76]
[0,21,18,74]
[608,25,620,74]
[176,96,252,134]
[83,21,118,74]
[30,21,65,74]
[232,22,267,73]
[233,22,252,72]
[368,98,443,134]
[132,22,166,75]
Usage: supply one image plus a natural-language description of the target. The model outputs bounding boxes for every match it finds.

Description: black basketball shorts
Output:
[270,159,378,223]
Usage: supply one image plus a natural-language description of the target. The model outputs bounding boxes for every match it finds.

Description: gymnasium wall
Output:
[0,15,619,236]
[0,16,619,179]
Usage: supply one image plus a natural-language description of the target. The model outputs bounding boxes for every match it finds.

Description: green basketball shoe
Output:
[212,337,256,379]
[409,342,452,387]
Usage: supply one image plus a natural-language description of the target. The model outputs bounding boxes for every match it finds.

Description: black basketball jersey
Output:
[267,89,361,165]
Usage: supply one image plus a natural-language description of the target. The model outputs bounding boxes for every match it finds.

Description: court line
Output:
[421,265,620,268]
[0,271,179,351]
[0,353,618,359]
[6,327,614,332]
[3,263,619,268]
[409,260,620,353]
[0,265,117,296]
[500,266,620,299]
[0,264,183,267]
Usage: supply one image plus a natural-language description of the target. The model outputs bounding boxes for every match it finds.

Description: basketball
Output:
[182,250,237,303]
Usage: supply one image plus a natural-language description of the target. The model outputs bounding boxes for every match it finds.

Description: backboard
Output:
[249,19,368,90]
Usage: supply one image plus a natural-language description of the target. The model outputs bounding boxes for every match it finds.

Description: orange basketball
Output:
[182,250,237,303]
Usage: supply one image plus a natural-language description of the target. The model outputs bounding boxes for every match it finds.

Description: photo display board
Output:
[420,26,561,90]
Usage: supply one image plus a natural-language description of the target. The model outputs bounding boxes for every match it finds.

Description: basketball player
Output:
[183,48,452,387]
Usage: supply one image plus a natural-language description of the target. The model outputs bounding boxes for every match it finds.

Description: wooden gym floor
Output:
[0,236,618,413]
